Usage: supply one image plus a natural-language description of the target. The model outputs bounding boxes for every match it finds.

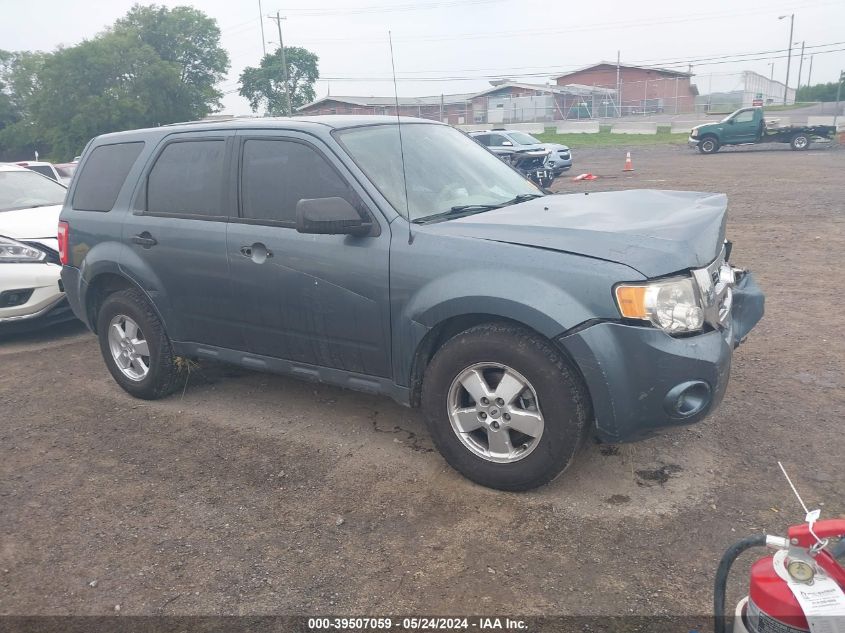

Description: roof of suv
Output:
[92,115,444,144]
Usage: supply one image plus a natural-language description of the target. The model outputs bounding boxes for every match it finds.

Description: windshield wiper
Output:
[501,193,544,205]
[412,204,503,225]
[412,193,544,225]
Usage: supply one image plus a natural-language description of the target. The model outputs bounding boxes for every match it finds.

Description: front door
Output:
[724,109,759,143]
[121,132,243,350]
[226,131,392,378]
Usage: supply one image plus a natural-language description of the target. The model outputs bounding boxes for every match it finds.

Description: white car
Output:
[0,164,73,331]
[15,161,63,183]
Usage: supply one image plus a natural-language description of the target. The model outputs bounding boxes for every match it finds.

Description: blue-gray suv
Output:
[59,116,764,491]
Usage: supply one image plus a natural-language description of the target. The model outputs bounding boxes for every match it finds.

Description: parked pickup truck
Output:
[689,106,836,154]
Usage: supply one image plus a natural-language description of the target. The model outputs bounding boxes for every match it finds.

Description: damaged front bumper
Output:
[557,272,764,443]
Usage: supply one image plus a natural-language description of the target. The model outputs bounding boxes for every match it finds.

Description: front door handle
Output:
[240,243,272,263]
[132,232,157,248]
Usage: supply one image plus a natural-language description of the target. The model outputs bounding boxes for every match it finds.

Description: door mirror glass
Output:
[296,197,370,236]
[501,140,513,146]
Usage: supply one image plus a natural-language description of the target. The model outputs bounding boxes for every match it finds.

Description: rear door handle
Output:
[131,233,157,248]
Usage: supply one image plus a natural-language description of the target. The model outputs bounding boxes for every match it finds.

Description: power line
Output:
[219,43,845,86]
[275,0,839,43]
[279,0,505,16]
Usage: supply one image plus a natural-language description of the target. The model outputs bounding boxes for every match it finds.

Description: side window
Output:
[473,134,491,146]
[734,110,755,124]
[489,134,507,146]
[72,142,145,212]
[240,139,357,224]
[147,139,226,216]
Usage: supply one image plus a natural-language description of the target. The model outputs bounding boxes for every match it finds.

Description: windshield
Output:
[336,123,539,221]
[0,170,67,212]
[508,131,541,145]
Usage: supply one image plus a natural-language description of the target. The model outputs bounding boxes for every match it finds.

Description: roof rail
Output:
[161,115,258,127]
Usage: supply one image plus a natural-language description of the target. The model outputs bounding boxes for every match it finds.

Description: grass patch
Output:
[705,102,820,115]
[533,129,689,147]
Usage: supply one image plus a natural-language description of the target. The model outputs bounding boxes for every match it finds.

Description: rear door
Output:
[121,131,243,349]
[226,130,392,377]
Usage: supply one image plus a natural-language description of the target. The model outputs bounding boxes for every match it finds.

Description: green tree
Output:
[9,4,230,161]
[796,81,842,103]
[29,33,183,159]
[239,47,319,115]
[0,50,48,160]
[113,4,229,117]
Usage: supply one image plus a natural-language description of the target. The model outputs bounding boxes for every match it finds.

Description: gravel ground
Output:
[1,142,843,620]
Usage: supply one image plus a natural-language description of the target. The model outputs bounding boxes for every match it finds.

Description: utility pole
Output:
[834,70,843,130]
[616,50,621,117]
[806,55,814,90]
[795,41,805,99]
[674,76,679,114]
[258,0,266,57]
[268,11,293,116]
[778,14,794,105]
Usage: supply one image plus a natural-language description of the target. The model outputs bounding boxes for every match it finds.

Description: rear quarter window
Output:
[72,142,145,212]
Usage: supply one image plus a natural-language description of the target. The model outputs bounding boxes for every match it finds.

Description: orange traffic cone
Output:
[623,151,634,172]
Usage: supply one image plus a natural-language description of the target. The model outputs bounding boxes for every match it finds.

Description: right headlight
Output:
[0,235,47,263]
[615,277,704,334]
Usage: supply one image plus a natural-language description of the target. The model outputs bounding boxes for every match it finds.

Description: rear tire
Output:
[421,322,589,491]
[698,136,720,154]
[96,288,184,400]
[790,133,810,150]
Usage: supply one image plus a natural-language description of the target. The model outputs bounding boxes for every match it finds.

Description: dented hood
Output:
[423,190,727,278]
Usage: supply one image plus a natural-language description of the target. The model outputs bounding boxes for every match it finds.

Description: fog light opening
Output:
[664,381,711,419]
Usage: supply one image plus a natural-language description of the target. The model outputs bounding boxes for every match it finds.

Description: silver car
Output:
[469,129,573,175]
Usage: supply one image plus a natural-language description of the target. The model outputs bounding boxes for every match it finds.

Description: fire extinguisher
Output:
[714,464,845,633]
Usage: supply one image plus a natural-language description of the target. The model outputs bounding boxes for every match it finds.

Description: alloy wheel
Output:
[447,362,544,464]
[107,314,151,381]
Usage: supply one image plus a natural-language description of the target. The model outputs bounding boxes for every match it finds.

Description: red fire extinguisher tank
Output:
[745,556,809,633]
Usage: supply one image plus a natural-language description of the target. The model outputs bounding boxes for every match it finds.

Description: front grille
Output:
[692,246,734,329]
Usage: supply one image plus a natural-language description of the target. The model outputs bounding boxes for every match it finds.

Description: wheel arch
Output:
[407,312,594,416]
[85,271,159,335]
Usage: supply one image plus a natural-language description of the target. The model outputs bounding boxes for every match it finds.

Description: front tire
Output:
[421,323,589,491]
[790,133,810,150]
[96,288,184,400]
[698,136,720,154]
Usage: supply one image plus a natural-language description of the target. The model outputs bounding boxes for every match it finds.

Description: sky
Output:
[1,0,843,115]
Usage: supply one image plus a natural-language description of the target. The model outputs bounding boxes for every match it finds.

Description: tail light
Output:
[58,221,69,265]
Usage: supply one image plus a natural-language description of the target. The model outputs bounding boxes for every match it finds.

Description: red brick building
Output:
[553,62,697,114]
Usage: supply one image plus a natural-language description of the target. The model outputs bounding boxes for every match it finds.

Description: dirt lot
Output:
[1,142,843,619]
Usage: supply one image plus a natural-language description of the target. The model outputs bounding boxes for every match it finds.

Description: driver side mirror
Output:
[501,140,513,146]
[727,119,735,125]
[296,197,372,236]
